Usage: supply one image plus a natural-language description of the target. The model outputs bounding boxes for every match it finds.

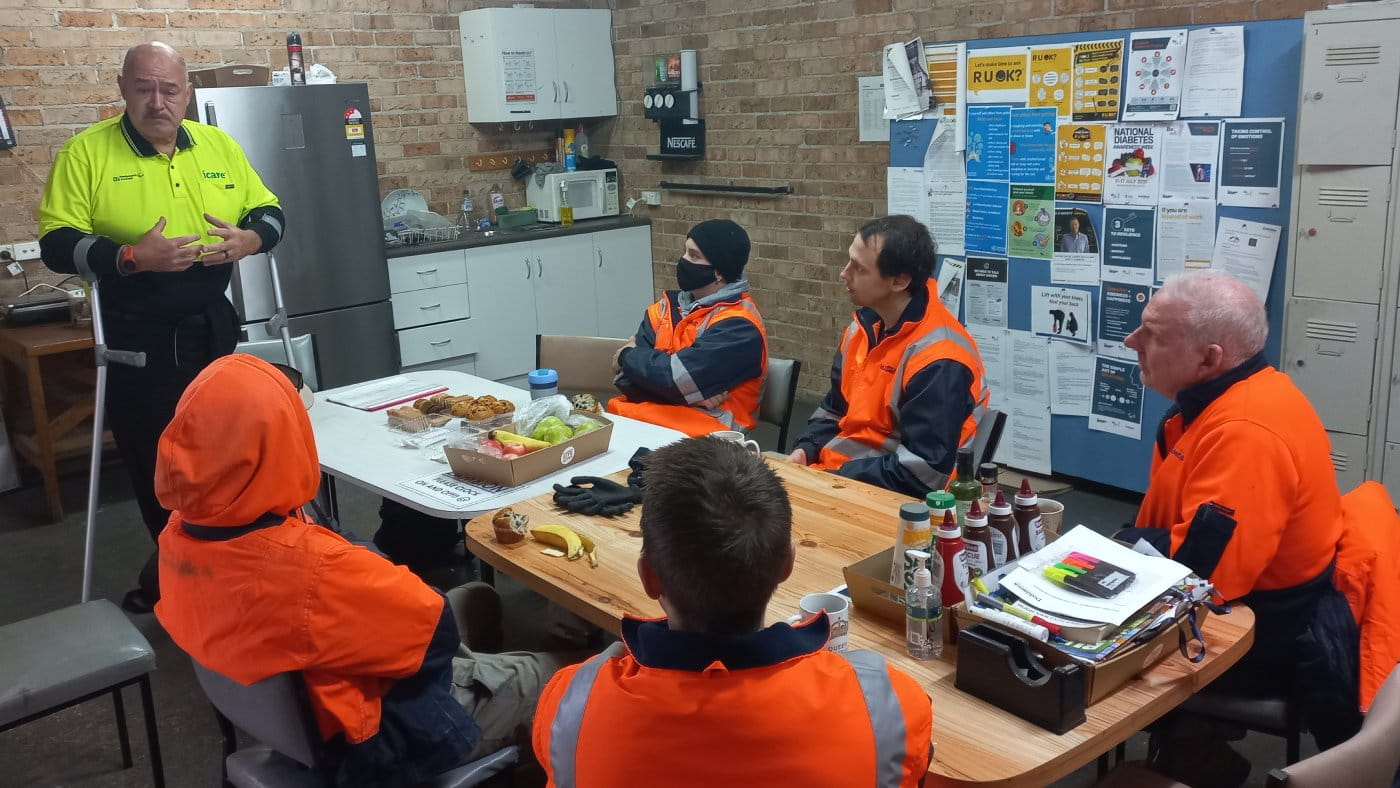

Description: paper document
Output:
[1010,330,1050,403]
[1028,45,1073,117]
[1182,26,1244,118]
[924,41,966,148]
[966,257,1008,327]
[1219,118,1285,208]
[1000,525,1193,625]
[1049,341,1094,417]
[857,76,889,142]
[935,257,967,315]
[966,46,1029,104]
[1103,206,1156,286]
[882,39,932,119]
[394,471,517,512]
[1105,123,1164,206]
[1212,218,1281,302]
[885,167,925,218]
[325,376,448,411]
[1161,120,1220,202]
[968,325,1008,411]
[1051,206,1101,285]
[1155,199,1215,284]
[1121,30,1186,121]
[1072,39,1124,122]
[1003,397,1052,474]
[925,117,967,256]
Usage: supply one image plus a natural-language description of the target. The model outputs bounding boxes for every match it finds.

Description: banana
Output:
[531,524,584,560]
[576,532,599,568]
[490,430,551,451]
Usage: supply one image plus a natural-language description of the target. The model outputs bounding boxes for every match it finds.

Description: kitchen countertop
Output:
[385,215,651,259]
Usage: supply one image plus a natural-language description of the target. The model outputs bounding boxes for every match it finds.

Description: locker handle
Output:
[419,303,442,310]
[1317,347,1343,357]
[429,339,452,346]
[1335,73,1366,84]
[1326,214,1355,223]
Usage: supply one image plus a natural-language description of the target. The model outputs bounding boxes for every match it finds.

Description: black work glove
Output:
[626,447,651,491]
[552,476,644,516]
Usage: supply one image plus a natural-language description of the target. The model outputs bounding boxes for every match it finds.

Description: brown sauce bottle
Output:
[986,490,1018,567]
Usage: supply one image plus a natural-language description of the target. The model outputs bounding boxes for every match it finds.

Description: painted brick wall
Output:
[0,0,1325,397]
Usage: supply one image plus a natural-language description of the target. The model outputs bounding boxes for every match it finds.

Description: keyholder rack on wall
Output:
[467,149,554,172]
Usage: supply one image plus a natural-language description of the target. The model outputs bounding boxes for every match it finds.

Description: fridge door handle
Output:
[203,101,218,127]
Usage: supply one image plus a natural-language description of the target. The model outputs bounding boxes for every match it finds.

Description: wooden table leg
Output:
[26,355,63,521]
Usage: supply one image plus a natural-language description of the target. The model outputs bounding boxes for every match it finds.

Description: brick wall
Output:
[0,0,1326,397]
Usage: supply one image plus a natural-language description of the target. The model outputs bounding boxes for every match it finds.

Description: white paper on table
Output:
[1219,118,1285,209]
[1002,396,1052,475]
[883,39,931,119]
[1155,199,1215,284]
[966,256,1008,328]
[1010,330,1050,403]
[886,167,926,218]
[1160,120,1220,202]
[1000,525,1193,625]
[1212,218,1281,303]
[1049,341,1095,417]
[1181,26,1244,118]
[925,117,967,256]
[968,325,1008,411]
[935,257,967,314]
[1030,286,1094,346]
[1105,122,1165,206]
[394,471,517,511]
[1122,29,1187,121]
[857,76,889,142]
[1089,356,1144,440]
[325,375,448,411]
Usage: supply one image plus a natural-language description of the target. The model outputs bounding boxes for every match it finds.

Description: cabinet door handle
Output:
[524,258,532,279]
[596,248,603,268]
[415,267,438,275]
[552,81,559,103]
[536,257,543,277]
[563,81,570,102]
[418,303,441,310]
[429,339,452,346]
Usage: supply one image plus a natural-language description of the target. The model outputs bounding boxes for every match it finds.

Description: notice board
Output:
[887,20,1302,492]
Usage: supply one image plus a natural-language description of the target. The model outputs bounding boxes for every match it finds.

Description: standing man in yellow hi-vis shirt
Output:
[38,42,284,613]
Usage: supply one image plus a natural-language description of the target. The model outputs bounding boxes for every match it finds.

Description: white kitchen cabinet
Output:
[459,7,616,123]
[530,234,599,337]
[593,225,657,338]
[466,243,539,381]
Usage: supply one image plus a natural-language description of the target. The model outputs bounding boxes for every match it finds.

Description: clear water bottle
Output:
[906,549,943,660]
[458,188,475,235]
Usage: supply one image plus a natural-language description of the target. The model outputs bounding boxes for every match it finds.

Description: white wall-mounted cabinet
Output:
[1285,4,1400,502]
[459,7,617,123]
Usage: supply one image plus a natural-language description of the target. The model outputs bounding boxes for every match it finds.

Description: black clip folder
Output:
[954,624,1087,734]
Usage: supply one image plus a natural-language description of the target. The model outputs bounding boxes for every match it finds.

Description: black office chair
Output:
[759,357,802,453]
[971,408,1007,468]
[191,659,517,788]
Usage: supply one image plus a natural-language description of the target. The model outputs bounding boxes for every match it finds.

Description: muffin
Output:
[491,508,529,544]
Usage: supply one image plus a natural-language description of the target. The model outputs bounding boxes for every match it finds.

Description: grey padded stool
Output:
[0,599,164,787]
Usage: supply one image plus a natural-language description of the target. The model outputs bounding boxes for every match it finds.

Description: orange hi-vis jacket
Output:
[1136,359,1400,710]
[533,615,933,787]
[805,279,988,495]
[608,283,767,437]
[154,355,448,745]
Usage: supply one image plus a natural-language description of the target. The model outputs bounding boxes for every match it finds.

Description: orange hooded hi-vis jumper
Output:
[153,355,479,785]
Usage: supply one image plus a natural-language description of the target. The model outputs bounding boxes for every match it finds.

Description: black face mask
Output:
[676,257,718,293]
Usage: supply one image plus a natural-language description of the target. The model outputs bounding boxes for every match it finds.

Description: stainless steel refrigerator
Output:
[192,83,398,389]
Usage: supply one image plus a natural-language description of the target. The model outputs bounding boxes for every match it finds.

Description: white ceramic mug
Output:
[793,592,851,652]
[710,429,761,456]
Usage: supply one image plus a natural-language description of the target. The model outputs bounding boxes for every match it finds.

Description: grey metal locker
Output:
[1328,430,1369,492]
[1291,165,1393,304]
[1284,297,1378,436]
[1383,441,1400,506]
[1297,19,1400,166]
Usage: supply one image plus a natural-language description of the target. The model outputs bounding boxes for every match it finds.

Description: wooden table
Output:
[0,320,103,521]
[466,460,1256,787]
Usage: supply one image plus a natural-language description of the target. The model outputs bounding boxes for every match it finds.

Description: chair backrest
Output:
[236,334,319,391]
[191,660,323,770]
[1265,664,1400,787]
[536,334,629,395]
[759,357,802,453]
[970,408,1006,468]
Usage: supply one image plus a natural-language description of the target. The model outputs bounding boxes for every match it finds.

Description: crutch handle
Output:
[104,349,146,367]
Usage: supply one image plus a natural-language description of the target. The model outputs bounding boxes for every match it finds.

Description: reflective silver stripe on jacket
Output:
[839,649,909,787]
[547,641,626,788]
[675,296,764,418]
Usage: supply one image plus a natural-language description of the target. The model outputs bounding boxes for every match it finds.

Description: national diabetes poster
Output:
[1105,123,1163,206]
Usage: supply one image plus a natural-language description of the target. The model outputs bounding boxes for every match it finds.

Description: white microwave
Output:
[527,168,620,223]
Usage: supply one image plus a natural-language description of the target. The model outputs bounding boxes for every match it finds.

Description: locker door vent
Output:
[1330,450,1350,473]
[1316,187,1370,208]
[1324,45,1383,67]
[1305,319,1360,343]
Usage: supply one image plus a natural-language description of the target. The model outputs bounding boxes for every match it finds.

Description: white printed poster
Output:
[1155,199,1215,284]
[1160,120,1221,202]
[936,257,967,314]
[395,471,516,511]
[1010,330,1050,404]
[1212,218,1281,303]
[886,167,924,218]
[968,325,1008,411]
[857,76,889,142]
[925,117,967,256]
[1049,341,1095,417]
[1105,123,1164,206]
[1182,26,1244,118]
[1031,286,1094,345]
[966,256,1009,327]
[1003,397,1052,474]
[1121,30,1186,121]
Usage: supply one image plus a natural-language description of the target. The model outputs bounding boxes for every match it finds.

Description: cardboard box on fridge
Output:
[189,65,270,88]
[443,411,613,487]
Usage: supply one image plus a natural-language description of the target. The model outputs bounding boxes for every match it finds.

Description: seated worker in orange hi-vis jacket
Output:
[606,219,768,437]
[533,436,933,787]
[1115,271,1400,788]
[789,215,989,498]
[154,355,575,787]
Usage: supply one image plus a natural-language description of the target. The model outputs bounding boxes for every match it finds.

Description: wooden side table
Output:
[0,321,105,521]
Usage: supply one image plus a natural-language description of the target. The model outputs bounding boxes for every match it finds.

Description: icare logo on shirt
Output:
[110,173,144,182]
[203,170,236,189]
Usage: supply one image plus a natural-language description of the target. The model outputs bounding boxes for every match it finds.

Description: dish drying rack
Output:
[385,223,468,247]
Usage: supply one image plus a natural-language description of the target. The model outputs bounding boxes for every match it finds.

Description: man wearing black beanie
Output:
[608,219,769,437]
